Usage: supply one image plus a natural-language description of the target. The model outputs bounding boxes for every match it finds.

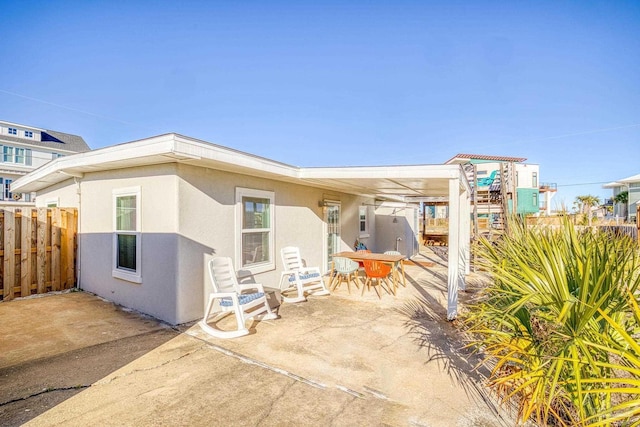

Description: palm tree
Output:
[613,190,629,220]
[575,195,601,226]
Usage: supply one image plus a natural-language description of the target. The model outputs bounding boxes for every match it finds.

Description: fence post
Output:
[51,209,61,291]
[3,208,15,300]
[637,204,640,244]
[36,208,47,294]
[21,208,33,296]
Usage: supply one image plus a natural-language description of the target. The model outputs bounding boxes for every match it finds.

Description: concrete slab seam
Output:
[184,331,329,390]
[187,333,395,404]
[335,385,366,399]
[363,385,389,400]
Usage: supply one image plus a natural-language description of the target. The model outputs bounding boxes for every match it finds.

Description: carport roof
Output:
[12,133,470,201]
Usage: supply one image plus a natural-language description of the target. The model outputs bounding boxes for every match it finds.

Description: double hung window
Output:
[15,148,24,164]
[1,146,31,165]
[358,206,369,237]
[236,188,274,274]
[3,146,13,162]
[112,187,141,283]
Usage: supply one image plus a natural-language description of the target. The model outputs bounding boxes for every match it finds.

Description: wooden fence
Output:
[0,208,77,301]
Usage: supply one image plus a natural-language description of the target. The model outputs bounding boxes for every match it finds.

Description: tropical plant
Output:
[614,191,629,205]
[614,191,629,220]
[574,195,601,226]
[464,217,640,426]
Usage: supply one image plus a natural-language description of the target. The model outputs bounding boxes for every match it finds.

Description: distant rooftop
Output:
[0,120,90,153]
[603,174,640,188]
[445,153,528,164]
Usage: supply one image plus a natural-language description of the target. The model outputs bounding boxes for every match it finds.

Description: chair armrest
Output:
[210,291,238,299]
[300,267,322,275]
[237,283,266,293]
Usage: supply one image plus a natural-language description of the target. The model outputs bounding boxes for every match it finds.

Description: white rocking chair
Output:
[199,257,278,339]
[278,246,330,303]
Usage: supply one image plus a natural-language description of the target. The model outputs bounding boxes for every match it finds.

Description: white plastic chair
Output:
[199,257,278,339]
[384,250,406,289]
[330,256,361,294]
[278,246,330,303]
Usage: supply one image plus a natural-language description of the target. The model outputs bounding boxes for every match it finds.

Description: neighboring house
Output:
[445,154,554,217]
[12,133,471,324]
[604,173,640,222]
[0,120,90,203]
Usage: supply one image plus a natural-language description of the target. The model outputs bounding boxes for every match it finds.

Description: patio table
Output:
[331,251,406,294]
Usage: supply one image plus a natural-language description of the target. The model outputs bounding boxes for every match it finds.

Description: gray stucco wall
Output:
[175,163,371,323]
[33,162,374,324]
[32,162,421,325]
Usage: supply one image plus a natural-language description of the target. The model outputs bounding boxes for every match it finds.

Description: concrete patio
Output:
[1,249,514,426]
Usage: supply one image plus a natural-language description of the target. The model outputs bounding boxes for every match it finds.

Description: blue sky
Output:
[1,1,638,209]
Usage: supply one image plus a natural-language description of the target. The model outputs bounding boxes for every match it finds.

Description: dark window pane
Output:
[117,234,137,271]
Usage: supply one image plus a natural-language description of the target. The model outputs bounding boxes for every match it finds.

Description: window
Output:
[52,152,64,159]
[532,172,538,187]
[112,187,141,283]
[24,131,33,138]
[1,146,31,165]
[46,198,59,207]
[15,148,24,164]
[3,146,13,162]
[8,128,16,135]
[533,192,539,208]
[515,171,519,187]
[236,188,275,273]
[358,206,369,237]
[3,179,12,200]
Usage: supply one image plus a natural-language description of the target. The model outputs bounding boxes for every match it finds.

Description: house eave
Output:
[11,133,471,201]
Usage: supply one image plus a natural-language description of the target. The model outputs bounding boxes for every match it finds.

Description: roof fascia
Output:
[12,134,177,192]
[299,164,462,179]
[172,135,299,179]
[619,174,640,183]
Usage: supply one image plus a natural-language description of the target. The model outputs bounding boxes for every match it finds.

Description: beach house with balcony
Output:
[0,120,90,203]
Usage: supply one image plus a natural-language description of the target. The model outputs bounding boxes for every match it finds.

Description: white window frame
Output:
[46,197,59,207]
[235,187,275,274]
[3,146,13,162]
[358,206,369,238]
[532,172,538,188]
[8,127,16,135]
[112,186,142,283]
[14,147,25,164]
[24,130,33,138]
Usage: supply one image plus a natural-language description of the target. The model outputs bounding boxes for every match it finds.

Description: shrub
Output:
[465,219,640,426]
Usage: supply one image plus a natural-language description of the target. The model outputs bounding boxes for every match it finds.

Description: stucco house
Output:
[12,133,470,324]
[0,120,90,203]
[604,173,640,222]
